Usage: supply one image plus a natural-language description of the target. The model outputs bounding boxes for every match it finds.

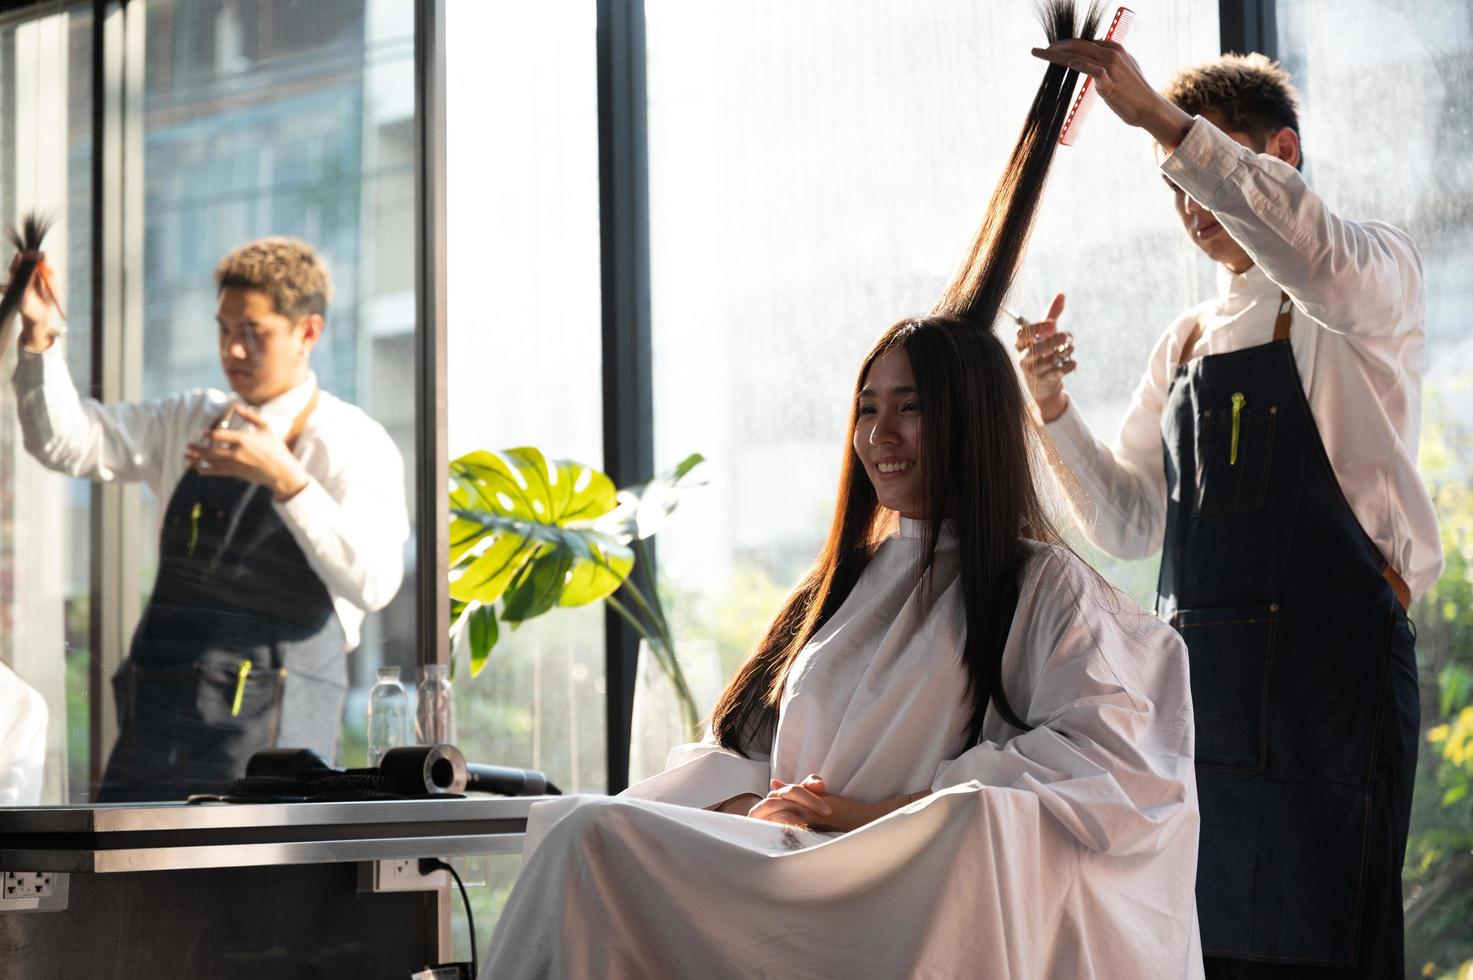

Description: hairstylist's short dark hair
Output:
[215,237,332,319]
[1163,53,1300,146]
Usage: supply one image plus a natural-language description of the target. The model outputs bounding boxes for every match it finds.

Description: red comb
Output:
[33,257,66,321]
[1059,6,1136,147]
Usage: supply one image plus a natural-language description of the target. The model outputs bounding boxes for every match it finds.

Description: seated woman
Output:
[482,4,1202,978]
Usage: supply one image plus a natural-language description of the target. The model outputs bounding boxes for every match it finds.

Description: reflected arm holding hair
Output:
[12,341,221,495]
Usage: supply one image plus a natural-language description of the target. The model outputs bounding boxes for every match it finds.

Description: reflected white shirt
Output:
[11,344,408,649]
[1043,116,1442,601]
[0,661,47,806]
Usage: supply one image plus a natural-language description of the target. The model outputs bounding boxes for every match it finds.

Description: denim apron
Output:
[99,392,347,802]
[1157,295,1418,974]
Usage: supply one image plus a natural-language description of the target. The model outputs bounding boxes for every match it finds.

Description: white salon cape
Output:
[1043,116,1442,601]
[0,661,47,806]
[482,521,1203,979]
[10,344,408,649]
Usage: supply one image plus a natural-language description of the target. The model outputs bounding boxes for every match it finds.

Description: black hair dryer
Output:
[377,745,561,797]
[465,762,560,797]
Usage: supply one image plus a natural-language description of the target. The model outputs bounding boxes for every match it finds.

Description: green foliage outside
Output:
[1402,382,1473,980]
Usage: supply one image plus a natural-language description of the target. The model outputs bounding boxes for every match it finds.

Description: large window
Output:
[445,0,605,796]
[1277,1,1473,973]
[444,0,605,957]
[645,0,1219,745]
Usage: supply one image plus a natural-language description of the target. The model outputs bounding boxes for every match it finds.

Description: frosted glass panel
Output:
[646,1,1220,684]
[445,0,606,795]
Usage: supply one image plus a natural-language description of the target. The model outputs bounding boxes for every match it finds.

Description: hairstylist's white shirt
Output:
[1043,116,1442,601]
[11,346,408,650]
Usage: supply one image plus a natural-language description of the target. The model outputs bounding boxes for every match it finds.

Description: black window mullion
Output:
[1219,0,1278,59]
[596,0,653,795]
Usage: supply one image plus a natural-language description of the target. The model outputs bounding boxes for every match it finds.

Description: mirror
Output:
[0,0,419,806]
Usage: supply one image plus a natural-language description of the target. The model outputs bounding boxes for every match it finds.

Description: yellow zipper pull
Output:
[231,659,252,716]
[188,501,203,557]
[1230,392,1246,465]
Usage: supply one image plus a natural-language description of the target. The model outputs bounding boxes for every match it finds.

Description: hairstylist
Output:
[9,237,409,802]
[1024,43,1436,980]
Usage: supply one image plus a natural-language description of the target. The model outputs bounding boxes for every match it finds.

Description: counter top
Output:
[0,796,540,873]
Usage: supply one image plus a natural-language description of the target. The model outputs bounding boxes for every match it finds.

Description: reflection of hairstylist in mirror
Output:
[1023,45,1436,980]
[9,238,409,801]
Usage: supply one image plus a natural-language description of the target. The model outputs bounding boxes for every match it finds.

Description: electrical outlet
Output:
[357,858,451,894]
[0,871,69,913]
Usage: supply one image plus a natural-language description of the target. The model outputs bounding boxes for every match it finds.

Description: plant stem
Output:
[608,585,702,740]
[633,538,676,641]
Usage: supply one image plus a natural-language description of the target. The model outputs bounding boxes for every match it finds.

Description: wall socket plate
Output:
[0,871,70,913]
[358,858,451,894]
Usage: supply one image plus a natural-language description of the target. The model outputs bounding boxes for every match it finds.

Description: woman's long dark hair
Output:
[711,1,1101,755]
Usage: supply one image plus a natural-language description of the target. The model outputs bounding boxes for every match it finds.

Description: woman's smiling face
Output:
[854,347,925,518]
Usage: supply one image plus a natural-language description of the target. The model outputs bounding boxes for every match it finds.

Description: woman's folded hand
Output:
[747,775,925,833]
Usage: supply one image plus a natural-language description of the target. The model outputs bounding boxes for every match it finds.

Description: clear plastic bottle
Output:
[367,665,410,766]
[415,663,456,746]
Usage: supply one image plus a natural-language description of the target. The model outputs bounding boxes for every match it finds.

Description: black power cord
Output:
[420,857,476,979]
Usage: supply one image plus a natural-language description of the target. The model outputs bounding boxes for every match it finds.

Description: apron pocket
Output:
[1194,404,1276,516]
[1267,601,1394,784]
[194,650,286,743]
[1172,603,1278,773]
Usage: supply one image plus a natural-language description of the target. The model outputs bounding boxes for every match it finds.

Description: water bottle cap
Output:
[422,663,449,679]
[377,665,401,680]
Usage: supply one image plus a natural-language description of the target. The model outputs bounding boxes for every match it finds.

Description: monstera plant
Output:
[448,448,706,739]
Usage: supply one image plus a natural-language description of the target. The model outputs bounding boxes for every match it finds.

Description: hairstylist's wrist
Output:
[19,316,58,352]
[271,460,311,502]
[1037,391,1069,424]
[1142,100,1195,153]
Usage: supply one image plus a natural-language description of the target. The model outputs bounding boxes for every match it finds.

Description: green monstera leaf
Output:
[447,447,709,740]
[597,453,708,544]
[449,448,634,676]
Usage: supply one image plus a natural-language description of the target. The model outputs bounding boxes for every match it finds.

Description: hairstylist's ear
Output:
[298,313,324,356]
[1268,126,1301,169]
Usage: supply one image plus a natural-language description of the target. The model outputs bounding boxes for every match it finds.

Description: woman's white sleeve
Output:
[932,553,1196,857]
[619,735,772,809]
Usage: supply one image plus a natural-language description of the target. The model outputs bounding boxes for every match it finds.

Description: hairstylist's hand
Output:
[185,405,311,501]
[1030,39,1195,150]
[1015,292,1074,424]
[7,252,62,351]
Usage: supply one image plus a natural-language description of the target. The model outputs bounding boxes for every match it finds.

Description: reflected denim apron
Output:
[1158,296,1418,974]
[99,403,346,803]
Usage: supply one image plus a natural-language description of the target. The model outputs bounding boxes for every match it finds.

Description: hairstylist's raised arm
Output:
[1030,39,1194,150]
